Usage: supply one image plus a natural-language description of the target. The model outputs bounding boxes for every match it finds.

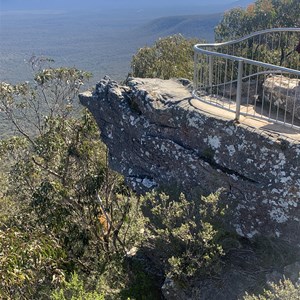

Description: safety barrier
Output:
[193,28,300,129]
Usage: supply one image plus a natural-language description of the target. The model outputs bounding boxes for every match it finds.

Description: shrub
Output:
[243,278,300,300]
[0,225,66,299]
[51,273,105,300]
[142,191,225,281]
[131,34,200,80]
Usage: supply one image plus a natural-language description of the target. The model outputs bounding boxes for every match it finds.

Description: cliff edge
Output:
[79,76,300,245]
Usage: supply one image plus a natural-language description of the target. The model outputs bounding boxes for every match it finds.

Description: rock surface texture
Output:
[79,76,300,245]
[264,75,300,121]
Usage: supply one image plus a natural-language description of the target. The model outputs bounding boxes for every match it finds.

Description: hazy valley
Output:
[0,0,253,86]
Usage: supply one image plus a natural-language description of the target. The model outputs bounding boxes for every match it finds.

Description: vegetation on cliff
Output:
[131,34,199,80]
[0,61,226,298]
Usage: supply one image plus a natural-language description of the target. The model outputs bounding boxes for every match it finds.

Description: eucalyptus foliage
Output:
[142,191,225,281]
[131,34,200,80]
[0,65,145,298]
[243,278,300,300]
[215,0,300,41]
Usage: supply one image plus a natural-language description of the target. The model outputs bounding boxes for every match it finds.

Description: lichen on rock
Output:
[79,76,300,245]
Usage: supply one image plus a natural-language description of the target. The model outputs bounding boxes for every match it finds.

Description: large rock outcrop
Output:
[79,76,300,245]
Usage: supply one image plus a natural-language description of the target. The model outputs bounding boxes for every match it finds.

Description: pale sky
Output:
[0,0,240,11]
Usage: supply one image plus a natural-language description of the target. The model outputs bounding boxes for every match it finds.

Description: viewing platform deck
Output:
[193,28,300,137]
[190,96,300,141]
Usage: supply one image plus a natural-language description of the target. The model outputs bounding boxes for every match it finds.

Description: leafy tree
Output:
[0,66,92,140]
[215,0,300,41]
[131,34,200,80]
[0,64,146,298]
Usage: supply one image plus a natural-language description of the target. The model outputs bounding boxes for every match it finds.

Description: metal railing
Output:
[193,28,300,130]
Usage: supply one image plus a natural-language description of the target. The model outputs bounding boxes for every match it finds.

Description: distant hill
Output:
[131,0,254,42]
[138,13,222,41]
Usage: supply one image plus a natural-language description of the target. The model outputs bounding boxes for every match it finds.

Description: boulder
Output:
[263,75,300,121]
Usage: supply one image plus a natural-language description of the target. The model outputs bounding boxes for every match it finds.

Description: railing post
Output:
[193,51,199,90]
[209,55,213,88]
[235,59,243,121]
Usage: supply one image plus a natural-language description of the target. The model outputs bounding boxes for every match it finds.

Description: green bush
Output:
[0,225,66,299]
[142,191,225,281]
[243,278,300,300]
[131,34,200,80]
[51,273,105,300]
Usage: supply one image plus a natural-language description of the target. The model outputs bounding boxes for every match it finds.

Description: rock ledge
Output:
[79,76,300,245]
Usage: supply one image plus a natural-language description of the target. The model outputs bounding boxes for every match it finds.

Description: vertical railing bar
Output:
[296,33,300,71]
[215,56,219,105]
[268,75,274,120]
[216,54,220,105]
[276,74,283,122]
[208,55,213,88]
[209,55,213,96]
[216,56,221,105]
[255,34,263,118]
[288,31,292,68]
[246,36,255,114]
[219,58,223,106]
[223,58,228,100]
[261,72,267,117]
[286,31,289,67]
[206,55,209,101]
[271,32,275,63]
[229,59,235,111]
[213,54,217,104]
[253,66,260,117]
[202,54,205,91]
[229,44,233,110]
[208,55,213,103]
[199,55,203,94]
[235,59,243,121]
[223,42,228,99]
[193,52,199,91]
[291,78,297,128]
[283,76,291,125]
[246,62,251,113]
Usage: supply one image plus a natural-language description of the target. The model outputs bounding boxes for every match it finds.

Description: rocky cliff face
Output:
[79,76,300,245]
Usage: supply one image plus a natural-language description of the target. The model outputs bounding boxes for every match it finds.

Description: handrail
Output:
[194,49,300,76]
[194,28,300,76]
[193,28,300,130]
[194,27,300,48]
